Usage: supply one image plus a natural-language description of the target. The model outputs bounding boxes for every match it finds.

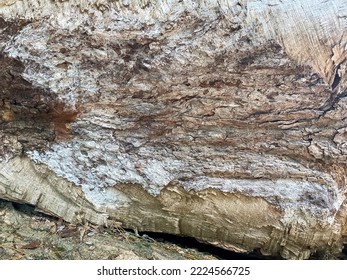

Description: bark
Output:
[0,0,346,259]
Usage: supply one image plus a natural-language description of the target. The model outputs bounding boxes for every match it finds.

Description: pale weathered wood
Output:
[0,0,346,259]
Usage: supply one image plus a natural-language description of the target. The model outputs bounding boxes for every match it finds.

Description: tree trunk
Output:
[0,0,346,259]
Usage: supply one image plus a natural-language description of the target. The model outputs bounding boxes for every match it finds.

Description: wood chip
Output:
[57,227,79,238]
[21,240,41,250]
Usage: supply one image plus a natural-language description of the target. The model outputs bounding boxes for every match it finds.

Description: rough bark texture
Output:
[0,0,346,259]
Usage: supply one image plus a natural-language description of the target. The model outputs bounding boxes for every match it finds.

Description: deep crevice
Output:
[331,66,341,91]
[137,231,282,260]
[318,90,347,119]
[6,199,58,221]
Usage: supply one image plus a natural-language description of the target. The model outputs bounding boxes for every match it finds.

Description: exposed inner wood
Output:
[0,0,346,259]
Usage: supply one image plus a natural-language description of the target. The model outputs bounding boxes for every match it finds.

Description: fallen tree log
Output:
[0,0,346,259]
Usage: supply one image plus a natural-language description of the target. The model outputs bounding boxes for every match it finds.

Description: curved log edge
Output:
[0,0,346,259]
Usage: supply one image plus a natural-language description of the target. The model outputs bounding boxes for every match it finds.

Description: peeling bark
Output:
[0,0,346,259]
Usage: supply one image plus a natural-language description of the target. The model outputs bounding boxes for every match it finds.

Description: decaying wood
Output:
[0,200,218,260]
[0,0,346,259]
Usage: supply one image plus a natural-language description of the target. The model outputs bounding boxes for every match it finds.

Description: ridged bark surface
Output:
[0,0,346,259]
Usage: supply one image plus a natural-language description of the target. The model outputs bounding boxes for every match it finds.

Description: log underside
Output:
[0,0,346,259]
